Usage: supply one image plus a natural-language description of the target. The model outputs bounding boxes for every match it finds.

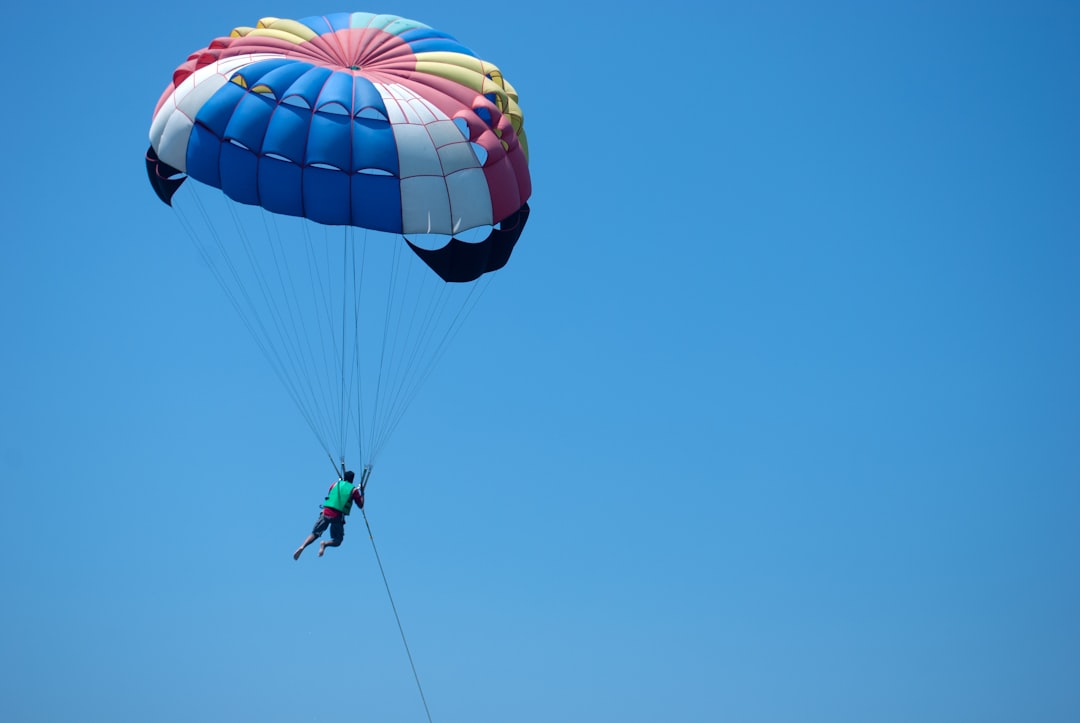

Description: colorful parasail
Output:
[147,11,531,283]
[144,12,533,467]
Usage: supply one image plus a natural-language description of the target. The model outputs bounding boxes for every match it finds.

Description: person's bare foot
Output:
[318,542,327,557]
[293,547,304,560]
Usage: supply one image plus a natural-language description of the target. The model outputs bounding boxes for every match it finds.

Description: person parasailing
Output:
[293,470,366,559]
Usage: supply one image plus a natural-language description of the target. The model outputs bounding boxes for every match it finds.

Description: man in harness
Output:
[293,470,365,560]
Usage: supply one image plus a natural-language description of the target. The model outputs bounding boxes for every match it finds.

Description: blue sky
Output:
[2,1,1079,721]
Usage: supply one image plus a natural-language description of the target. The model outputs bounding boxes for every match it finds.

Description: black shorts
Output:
[311,511,345,543]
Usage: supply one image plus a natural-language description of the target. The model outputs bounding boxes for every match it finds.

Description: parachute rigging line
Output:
[171,188,336,463]
[339,239,349,457]
[350,227,369,465]
[232,196,339,450]
[241,204,339,445]
[368,271,494,461]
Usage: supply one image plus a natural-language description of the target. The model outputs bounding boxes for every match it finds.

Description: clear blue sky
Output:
[3,2,1079,721]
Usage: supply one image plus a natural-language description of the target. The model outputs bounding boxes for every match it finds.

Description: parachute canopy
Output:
[147,11,531,282]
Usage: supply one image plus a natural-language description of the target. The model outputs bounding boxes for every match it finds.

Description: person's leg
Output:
[295,515,329,559]
[318,518,345,556]
[293,534,317,560]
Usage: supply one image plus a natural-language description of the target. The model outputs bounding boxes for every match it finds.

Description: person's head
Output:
[343,470,355,483]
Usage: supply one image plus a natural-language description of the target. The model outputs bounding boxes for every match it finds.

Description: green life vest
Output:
[323,479,356,516]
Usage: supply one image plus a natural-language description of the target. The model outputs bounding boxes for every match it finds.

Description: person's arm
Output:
[353,487,365,510]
